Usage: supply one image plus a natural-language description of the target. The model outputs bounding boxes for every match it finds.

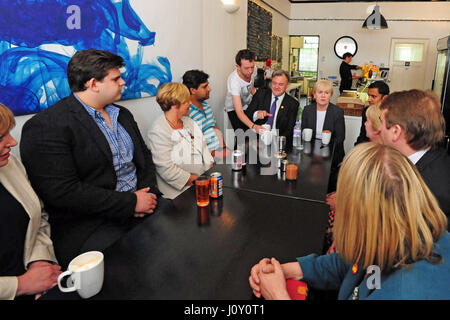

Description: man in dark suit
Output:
[20,49,161,267]
[380,89,450,230]
[245,69,299,150]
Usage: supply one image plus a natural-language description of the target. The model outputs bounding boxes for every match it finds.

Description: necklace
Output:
[165,115,182,129]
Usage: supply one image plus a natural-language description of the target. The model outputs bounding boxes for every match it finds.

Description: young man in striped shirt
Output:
[182,70,228,159]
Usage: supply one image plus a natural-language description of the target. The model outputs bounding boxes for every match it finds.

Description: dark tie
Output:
[266,96,278,127]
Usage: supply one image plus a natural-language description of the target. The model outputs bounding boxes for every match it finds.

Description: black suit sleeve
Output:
[283,97,300,149]
[333,106,346,144]
[245,88,266,122]
[20,113,137,223]
[355,107,369,145]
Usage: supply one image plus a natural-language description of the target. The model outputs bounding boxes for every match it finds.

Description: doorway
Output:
[289,35,319,104]
[388,38,430,92]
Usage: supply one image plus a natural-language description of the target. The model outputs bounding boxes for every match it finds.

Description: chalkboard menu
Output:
[271,35,282,63]
[247,1,272,62]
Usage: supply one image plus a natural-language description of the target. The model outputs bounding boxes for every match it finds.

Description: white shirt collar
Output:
[272,93,285,103]
[408,148,430,165]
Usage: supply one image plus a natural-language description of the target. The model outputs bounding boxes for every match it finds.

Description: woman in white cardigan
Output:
[147,83,214,199]
[0,104,61,300]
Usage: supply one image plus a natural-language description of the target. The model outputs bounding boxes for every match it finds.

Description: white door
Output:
[388,38,430,92]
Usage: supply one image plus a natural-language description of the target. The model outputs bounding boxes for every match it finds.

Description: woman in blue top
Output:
[249,142,449,300]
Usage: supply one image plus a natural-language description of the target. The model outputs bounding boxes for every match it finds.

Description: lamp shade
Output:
[222,1,240,14]
[362,5,388,30]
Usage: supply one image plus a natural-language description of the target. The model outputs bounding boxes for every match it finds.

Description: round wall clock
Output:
[334,36,358,59]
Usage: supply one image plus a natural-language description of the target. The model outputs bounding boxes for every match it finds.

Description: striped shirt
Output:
[74,94,137,192]
[189,101,219,151]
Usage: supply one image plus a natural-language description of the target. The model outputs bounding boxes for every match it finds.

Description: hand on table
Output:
[134,187,158,217]
[17,261,62,298]
[249,258,291,300]
[253,124,266,135]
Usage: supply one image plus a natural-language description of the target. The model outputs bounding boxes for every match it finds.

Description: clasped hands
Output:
[134,187,158,218]
[249,257,303,300]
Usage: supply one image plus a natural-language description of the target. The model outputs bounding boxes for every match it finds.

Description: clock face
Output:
[334,36,358,59]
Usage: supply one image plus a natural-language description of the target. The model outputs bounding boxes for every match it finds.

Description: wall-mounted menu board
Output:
[247,1,272,62]
[271,35,282,63]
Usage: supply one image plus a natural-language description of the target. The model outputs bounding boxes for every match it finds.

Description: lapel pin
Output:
[352,264,358,274]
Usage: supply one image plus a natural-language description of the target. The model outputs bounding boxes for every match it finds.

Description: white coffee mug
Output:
[302,128,313,142]
[322,130,332,145]
[57,251,104,299]
[260,129,272,145]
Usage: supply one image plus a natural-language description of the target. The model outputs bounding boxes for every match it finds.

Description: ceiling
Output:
[288,0,446,2]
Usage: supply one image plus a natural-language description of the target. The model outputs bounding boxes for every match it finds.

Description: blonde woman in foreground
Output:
[249,142,449,300]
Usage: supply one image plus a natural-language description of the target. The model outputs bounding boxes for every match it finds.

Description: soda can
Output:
[210,172,223,198]
[232,150,243,171]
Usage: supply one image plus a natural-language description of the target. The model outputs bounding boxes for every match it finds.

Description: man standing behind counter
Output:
[339,52,361,94]
[20,49,160,267]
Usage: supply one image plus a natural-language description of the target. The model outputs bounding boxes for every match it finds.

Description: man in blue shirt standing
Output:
[20,49,160,267]
[182,69,228,159]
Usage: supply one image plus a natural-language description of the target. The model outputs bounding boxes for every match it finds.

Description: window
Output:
[289,36,319,78]
[393,43,424,62]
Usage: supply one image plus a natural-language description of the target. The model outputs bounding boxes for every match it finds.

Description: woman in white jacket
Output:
[0,103,61,300]
[147,83,214,199]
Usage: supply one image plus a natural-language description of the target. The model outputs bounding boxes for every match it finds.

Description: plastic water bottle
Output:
[293,121,303,150]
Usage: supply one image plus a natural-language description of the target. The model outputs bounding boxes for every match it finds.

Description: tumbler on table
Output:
[195,175,210,207]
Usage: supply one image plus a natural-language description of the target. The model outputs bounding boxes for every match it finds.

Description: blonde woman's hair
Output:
[313,80,334,97]
[0,103,15,136]
[334,143,447,272]
[365,102,382,131]
[156,82,190,112]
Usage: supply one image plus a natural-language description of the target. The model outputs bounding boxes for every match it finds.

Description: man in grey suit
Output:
[20,49,160,267]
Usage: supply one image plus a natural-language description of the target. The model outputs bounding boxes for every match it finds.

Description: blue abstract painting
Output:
[0,0,172,116]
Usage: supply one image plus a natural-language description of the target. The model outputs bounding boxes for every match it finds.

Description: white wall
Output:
[288,2,450,103]
[13,1,447,158]
[11,0,292,158]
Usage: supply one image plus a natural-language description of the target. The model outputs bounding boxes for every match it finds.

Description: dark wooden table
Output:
[42,186,329,300]
[209,139,333,203]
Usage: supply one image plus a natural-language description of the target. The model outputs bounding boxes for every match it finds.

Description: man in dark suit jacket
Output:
[20,49,161,267]
[245,69,299,150]
[380,89,450,230]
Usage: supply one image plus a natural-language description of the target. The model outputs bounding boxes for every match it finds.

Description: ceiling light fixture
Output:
[221,0,240,14]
